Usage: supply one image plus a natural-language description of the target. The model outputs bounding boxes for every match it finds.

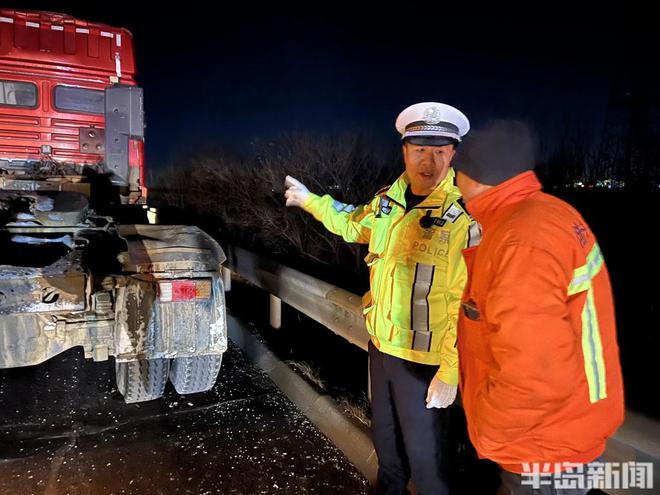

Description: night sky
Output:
[12,4,660,166]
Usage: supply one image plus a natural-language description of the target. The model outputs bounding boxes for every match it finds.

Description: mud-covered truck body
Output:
[0,10,227,402]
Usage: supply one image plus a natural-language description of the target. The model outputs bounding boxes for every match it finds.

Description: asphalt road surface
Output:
[0,341,369,495]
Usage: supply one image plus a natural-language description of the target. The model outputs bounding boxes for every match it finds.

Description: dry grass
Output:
[286,360,326,391]
[285,358,371,428]
[150,132,399,267]
[338,397,371,428]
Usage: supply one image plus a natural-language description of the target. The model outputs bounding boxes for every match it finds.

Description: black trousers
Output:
[369,340,451,495]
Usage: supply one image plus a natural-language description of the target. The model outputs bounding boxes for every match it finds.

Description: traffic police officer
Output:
[284,102,478,494]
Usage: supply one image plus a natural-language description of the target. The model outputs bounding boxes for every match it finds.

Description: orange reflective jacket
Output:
[457,171,624,473]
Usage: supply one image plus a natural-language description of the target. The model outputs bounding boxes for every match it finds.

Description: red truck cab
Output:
[0,9,146,202]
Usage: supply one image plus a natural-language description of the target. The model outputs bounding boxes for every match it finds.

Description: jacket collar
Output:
[385,167,458,209]
[466,170,542,228]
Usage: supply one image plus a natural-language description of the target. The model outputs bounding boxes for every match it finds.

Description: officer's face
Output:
[402,142,456,195]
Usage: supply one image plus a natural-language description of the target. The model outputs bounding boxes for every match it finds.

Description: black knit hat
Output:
[454,119,538,186]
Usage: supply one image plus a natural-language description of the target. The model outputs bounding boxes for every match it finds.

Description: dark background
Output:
[12,3,660,166]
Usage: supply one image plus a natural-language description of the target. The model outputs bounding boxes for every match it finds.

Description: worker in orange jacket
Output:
[453,120,624,495]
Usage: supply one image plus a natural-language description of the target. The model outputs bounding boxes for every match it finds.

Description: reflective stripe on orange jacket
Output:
[457,171,624,473]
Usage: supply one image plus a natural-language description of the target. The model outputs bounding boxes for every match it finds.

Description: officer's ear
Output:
[448,143,458,161]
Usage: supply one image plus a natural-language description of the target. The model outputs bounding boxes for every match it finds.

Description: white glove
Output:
[425,375,457,409]
[284,175,311,208]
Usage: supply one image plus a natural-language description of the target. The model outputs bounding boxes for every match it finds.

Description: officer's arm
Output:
[474,242,576,443]
[302,193,374,244]
[435,217,472,385]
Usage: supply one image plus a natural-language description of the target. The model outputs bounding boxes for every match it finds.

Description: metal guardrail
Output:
[223,244,369,351]
[224,244,660,494]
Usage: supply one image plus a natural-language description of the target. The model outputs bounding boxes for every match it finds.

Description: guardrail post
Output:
[222,266,232,292]
[147,207,159,225]
[270,294,282,329]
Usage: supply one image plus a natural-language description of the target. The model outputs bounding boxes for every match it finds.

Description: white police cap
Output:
[395,102,470,145]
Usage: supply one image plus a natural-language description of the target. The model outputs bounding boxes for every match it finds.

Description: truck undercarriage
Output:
[1,185,227,402]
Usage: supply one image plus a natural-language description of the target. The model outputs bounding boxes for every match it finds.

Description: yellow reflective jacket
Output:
[303,168,478,385]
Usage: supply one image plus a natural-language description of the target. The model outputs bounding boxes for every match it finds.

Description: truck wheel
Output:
[115,358,170,403]
[169,355,223,395]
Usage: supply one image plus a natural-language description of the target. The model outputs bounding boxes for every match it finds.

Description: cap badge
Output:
[423,106,442,125]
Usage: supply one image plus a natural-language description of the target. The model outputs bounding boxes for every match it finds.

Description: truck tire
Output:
[115,358,170,403]
[169,355,223,395]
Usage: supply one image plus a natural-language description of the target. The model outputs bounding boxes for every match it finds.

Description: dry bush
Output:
[152,132,399,271]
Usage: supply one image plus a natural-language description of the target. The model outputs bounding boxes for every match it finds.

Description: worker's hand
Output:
[425,375,457,409]
[284,175,310,208]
